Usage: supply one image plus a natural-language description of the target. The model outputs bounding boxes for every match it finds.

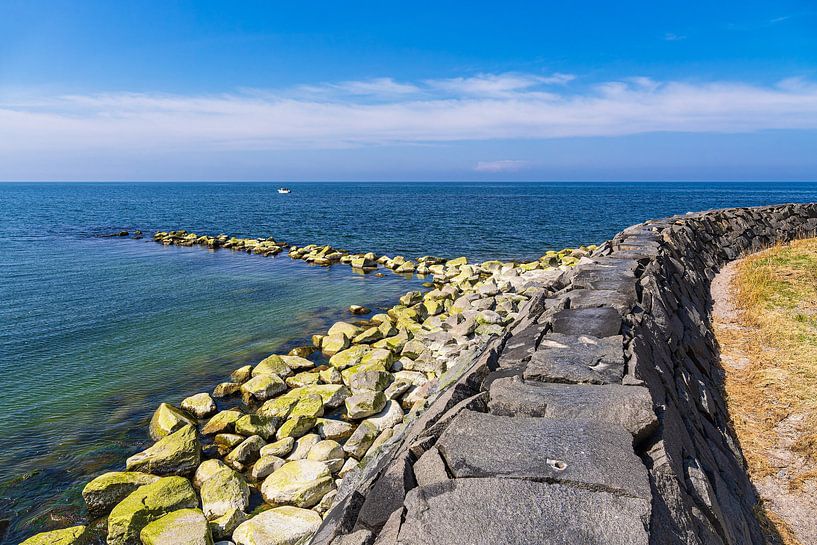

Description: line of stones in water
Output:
[20,230,596,545]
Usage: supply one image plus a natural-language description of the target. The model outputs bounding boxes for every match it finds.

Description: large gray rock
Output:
[523,333,624,384]
[549,307,622,337]
[435,411,650,499]
[397,478,650,544]
[232,506,322,545]
[488,377,658,440]
[261,459,335,508]
[200,467,250,519]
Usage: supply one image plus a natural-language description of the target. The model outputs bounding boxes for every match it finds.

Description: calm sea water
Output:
[1,181,816,543]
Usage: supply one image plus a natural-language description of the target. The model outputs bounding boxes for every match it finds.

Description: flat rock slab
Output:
[566,288,635,315]
[435,411,650,499]
[524,333,624,384]
[550,308,622,337]
[487,377,657,441]
[397,478,649,545]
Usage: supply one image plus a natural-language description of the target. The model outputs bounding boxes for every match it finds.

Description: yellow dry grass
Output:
[715,237,817,545]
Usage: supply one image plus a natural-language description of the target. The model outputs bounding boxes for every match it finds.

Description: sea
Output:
[1,181,816,543]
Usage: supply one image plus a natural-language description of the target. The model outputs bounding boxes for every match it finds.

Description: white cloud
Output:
[1,74,817,155]
[474,160,530,173]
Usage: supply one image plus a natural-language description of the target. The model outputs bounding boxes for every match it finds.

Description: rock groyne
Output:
[313,203,817,545]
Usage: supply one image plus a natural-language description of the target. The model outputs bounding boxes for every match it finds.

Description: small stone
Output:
[241,374,287,403]
[232,506,322,545]
[250,455,286,482]
[345,391,386,419]
[82,471,160,515]
[286,433,322,461]
[276,415,317,440]
[224,435,266,471]
[234,414,280,440]
[349,305,370,315]
[260,460,334,508]
[343,421,378,459]
[139,508,212,545]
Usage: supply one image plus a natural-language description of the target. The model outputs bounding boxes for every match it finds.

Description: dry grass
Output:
[715,238,817,545]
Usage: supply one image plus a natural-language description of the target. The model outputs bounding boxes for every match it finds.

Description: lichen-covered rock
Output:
[343,421,378,459]
[200,467,250,519]
[230,365,254,383]
[232,506,321,545]
[212,382,241,398]
[345,390,386,419]
[214,433,244,450]
[149,403,195,441]
[348,369,392,392]
[315,418,356,441]
[320,334,349,357]
[180,393,217,418]
[202,410,243,436]
[260,436,295,458]
[327,322,360,338]
[107,476,198,545]
[224,435,266,471]
[20,526,89,545]
[250,455,286,482]
[293,384,351,408]
[234,414,280,440]
[364,400,405,432]
[139,508,213,545]
[328,345,371,369]
[307,440,345,473]
[193,459,230,488]
[276,415,317,440]
[259,392,300,419]
[209,507,249,541]
[288,393,324,418]
[281,355,314,370]
[240,374,287,403]
[260,460,334,508]
[126,425,201,476]
[285,433,322,461]
[82,471,160,515]
[252,355,292,377]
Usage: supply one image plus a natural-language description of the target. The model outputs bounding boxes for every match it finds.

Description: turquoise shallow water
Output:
[2,181,817,543]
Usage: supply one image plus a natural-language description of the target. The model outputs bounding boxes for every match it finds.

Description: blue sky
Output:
[1,1,816,181]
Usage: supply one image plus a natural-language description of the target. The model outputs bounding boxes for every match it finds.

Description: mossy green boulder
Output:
[234,414,280,440]
[200,467,250,519]
[232,506,322,545]
[275,415,317,440]
[328,345,371,369]
[126,425,201,476]
[149,403,195,441]
[82,471,160,514]
[107,476,198,545]
[240,374,287,403]
[201,410,243,435]
[345,390,387,419]
[252,355,292,377]
[20,526,89,545]
[288,393,324,419]
[180,392,216,418]
[260,460,334,508]
[139,508,213,545]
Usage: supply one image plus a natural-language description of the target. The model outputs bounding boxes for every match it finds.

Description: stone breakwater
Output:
[305,202,817,545]
[21,231,593,545]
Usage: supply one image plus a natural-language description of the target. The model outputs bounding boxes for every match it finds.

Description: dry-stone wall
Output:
[312,202,817,545]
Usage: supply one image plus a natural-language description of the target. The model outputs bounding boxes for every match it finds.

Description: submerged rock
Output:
[82,471,160,515]
[20,526,89,545]
[107,476,198,545]
[232,506,321,545]
[126,425,201,476]
[139,508,213,545]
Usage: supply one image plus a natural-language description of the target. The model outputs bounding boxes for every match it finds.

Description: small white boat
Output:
[277,187,291,194]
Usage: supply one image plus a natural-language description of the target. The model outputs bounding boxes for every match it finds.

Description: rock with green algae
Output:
[232,506,322,545]
[320,334,349,357]
[240,374,287,403]
[82,471,160,514]
[252,355,292,378]
[20,526,89,545]
[126,425,201,476]
[280,355,314,370]
[290,384,350,408]
[276,415,317,441]
[224,435,266,471]
[139,508,213,545]
[107,476,198,545]
[201,410,243,435]
[345,390,387,419]
[259,436,295,458]
[149,403,195,441]
[258,392,300,419]
[342,420,378,459]
[200,467,250,519]
[250,454,286,482]
[328,345,371,369]
[348,369,392,392]
[285,434,321,461]
[315,418,356,441]
[234,414,280,440]
[193,459,230,488]
[260,460,334,508]
[288,393,324,419]
[340,361,388,387]
[209,507,249,541]
[327,321,360,338]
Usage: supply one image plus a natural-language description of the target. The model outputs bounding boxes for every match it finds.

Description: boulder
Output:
[348,370,392,392]
[224,435,266,471]
[149,403,195,441]
[345,391,386,419]
[276,415,317,440]
[342,421,378,459]
[328,345,371,370]
[285,433,322,461]
[232,506,322,545]
[107,476,198,545]
[289,393,324,418]
[306,440,345,473]
[250,455,286,482]
[20,526,89,545]
[126,425,201,476]
[180,393,217,418]
[230,365,254,383]
[327,322,360,338]
[209,507,249,541]
[365,400,404,432]
[241,375,287,403]
[234,414,279,440]
[260,436,295,458]
[212,382,242,398]
[214,433,244,450]
[349,305,370,315]
[82,471,160,515]
[314,418,356,441]
[252,355,292,378]
[260,460,334,508]
[353,326,382,344]
[281,355,314,371]
[259,393,300,419]
[194,459,230,488]
[320,334,349,357]
[202,410,243,436]
[200,468,250,519]
[291,384,350,408]
[139,508,213,545]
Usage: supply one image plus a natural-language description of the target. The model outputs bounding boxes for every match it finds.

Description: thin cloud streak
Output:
[2,74,817,153]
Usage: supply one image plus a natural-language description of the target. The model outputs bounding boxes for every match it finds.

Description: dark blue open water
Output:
[1,181,816,543]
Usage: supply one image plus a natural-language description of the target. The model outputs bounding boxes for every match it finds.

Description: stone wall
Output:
[311,203,817,545]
